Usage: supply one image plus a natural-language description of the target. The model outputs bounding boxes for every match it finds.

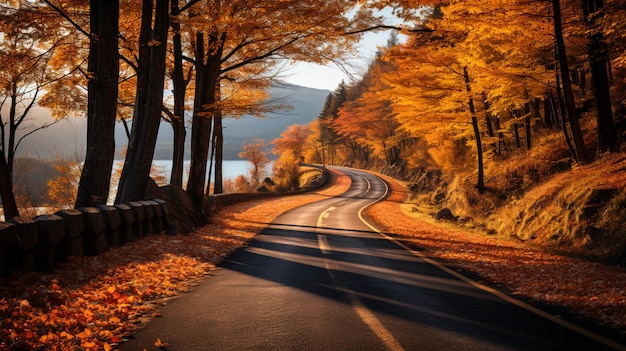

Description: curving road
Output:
[122,167,623,351]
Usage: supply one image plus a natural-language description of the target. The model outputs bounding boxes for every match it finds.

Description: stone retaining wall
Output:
[0,199,170,276]
[0,164,329,276]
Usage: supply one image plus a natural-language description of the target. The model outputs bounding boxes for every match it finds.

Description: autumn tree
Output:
[317,83,350,166]
[581,0,619,153]
[47,157,81,209]
[271,124,312,161]
[238,138,270,188]
[210,67,282,194]
[161,0,196,187]
[272,150,301,192]
[333,43,401,167]
[180,0,389,201]
[115,0,169,204]
[72,0,120,207]
[551,0,590,163]
[0,2,81,217]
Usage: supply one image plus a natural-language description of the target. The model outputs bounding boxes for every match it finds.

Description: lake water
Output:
[149,159,272,183]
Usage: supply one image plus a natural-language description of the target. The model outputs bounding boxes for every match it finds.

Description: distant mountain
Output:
[18,82,329,161]
[152,81,330,160]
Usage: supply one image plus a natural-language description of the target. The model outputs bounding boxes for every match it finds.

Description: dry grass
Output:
[488,152,626,262]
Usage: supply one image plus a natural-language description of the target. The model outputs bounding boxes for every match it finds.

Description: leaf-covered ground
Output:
[368,173,626,332]
[1,168,624,350]
[0,170,350,351]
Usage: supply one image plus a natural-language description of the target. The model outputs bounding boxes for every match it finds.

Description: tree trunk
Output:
[75,0,119,207]
[169,0,186,187]
[171,118,186,187]
[116,0,169,203]
[187,31,224,203]
[8,82,17,173]
[463,66,484,190]
[494,117,506,154]
[133,0,153,131]
[554,67,578,158]
[581,0,619,153]
[544,97,554,129]
[0,155,19,220]
[471,116,484,191]
[525,116,532,150]
[213,103,224,194]
[213,82,224,194]
[482,93,498,155]
[513,121,521,149]
[553,0,590,163]
[524,102,532,150]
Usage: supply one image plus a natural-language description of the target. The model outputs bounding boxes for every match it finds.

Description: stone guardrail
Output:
[0,199,170,276]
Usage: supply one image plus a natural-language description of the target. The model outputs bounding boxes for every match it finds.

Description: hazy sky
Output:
[282,30,395,91]
[282,7,408,91]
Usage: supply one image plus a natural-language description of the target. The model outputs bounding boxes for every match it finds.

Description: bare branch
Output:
[42,0,90,38]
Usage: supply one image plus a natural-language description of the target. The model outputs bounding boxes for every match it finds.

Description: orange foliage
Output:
[271,124,312,158]
[47,158,81,209]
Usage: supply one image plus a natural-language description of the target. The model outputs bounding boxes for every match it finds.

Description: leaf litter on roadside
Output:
[368,174,626,331]
[0,170,350,351]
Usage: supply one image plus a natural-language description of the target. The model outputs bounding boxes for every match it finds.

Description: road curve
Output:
[121,167,624,351]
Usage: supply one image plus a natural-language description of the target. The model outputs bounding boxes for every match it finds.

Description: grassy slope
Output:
[435,151,626,265]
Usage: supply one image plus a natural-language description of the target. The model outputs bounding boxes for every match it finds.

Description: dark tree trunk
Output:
[513,122,521,149]
[0,155,19,220]
[553,0,590,163]
[213,105,224,194]
[544,95,554,129]
[169,0,187,187]
[75,0,119,207]
[471,116,484,190]
[133,0,153,129]
[525,117,532,150]
[116,0,169,203]
[524,102,532,150]
[171,118,186,186]
[555,79,578,159]
[494,117,506,154]
[463,66,484,190]
[206,134,215,195]
[482,93,498,155]
[207,77,224,194]
[187,31,224,202]
[581,0,619,153]
[554,68,577,158]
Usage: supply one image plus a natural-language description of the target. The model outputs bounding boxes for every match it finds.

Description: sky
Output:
[281,7,409,91]
[281,30,395,91]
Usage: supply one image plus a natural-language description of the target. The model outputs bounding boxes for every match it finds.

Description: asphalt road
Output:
[121,168,624,351]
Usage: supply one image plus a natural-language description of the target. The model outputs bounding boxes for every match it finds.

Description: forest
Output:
[1,0,626,264]
[1,0,401,216]
[271,0,626,264]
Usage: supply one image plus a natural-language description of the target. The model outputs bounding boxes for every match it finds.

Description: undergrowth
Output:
[397,124,626,265]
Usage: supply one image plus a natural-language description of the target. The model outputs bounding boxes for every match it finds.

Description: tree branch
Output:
[342,24,433,36]
[42,0,90,38]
